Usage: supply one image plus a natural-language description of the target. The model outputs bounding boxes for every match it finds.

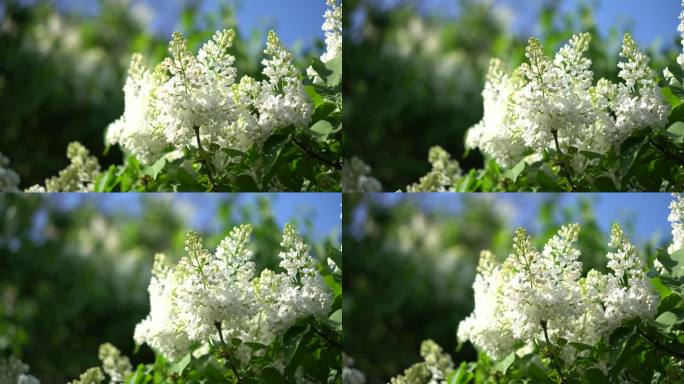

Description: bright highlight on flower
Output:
[106,28,312,167]
[133,223,332,362]
[457,222,658,362]
[466,32,668,169]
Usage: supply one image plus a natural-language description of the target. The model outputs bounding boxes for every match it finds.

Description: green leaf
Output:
[170,353,191,375]
[667,121,684,144]
[495,352,515,374]
[221,148,246,158]
[309,120,334,140]
[655,311,679,331]
[260,367,283,383]
[144,156,166,180]
[328,309,341,325]
[323,55,342,87]
[669,103,684,125]
[448,362,471,384]
[233,174,259,192]
[668,248,684,277]
[304,85,324,107]
[503,160,526,183]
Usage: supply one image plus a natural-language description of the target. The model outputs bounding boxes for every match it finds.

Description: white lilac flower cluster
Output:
[466,33,668,169]
[25,142,100,192]
[0,356,40,384]
[69,343,132,384]
[405,146,461,192]
[106,27,312,167]
[342,157,382,192]
[0,152,21,192]
[133,224,332,363]
[669,193,684,255]
[457,222,659,363]
[321,0,342,63]
[389,340,454,384]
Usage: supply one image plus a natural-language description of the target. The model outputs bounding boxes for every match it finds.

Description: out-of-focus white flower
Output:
[0,152,20,192]
[342,157,382,192]
[467,33,668,170]
[134,223,332,362]
[342,354,366,384]
[0,356,40,384]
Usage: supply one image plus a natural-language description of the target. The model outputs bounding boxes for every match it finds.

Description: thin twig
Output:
[194,126,218,190]
[551,130,576,191]
[215,322,242,383]
[312,324,343,349]
[638,329,684,360]
[293,138,342,170]
[541,321,567,384]
[648,138,684,166]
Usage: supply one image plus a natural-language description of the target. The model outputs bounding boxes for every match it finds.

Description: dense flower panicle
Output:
[458,223,659,362]
[25,142,101,192]
[321,0,342,63]
[106,28,312,167]
[0,152,21,192]
[405,146,461,192]
[389,340,453,384]
[342,157,382,192]
[457,251,515,360]
[668,193,684,254]
[0,356,40,384]
[466,32,668,170]
[68,368,104,384]
[105,53,167,165]
[603,224,659,329]
[98,343,132,383]
[134,224,332,363]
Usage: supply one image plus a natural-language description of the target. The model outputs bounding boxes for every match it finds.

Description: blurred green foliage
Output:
[342,194,652,383]
[0,0,302,188]
[343,0,676,191]
[0,194,338,383]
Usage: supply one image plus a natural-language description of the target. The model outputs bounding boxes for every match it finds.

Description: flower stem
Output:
[551,130,575,192]
[648,138,684,166]
[638,329,684,360]
[541,321,567,384]
[312,323,343,349]
[193,126,218,191]
[293,138,342,171]
[215,321,242,383]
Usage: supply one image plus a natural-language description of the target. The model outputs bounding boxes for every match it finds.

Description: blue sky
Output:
[372,193,674,246]
[51,193,341,241]
[383,0,681,48]
[53,0,328,48]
